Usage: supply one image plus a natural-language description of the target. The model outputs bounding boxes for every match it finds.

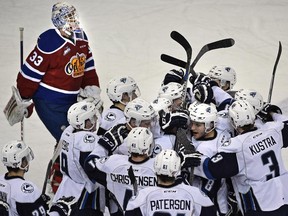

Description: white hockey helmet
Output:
[106,76,140,104]
[150,97,173,114]
[126,127,154,156]
[158,82,184,101]
[188,101,217,132]
[208,65,236,90]
[1,140,34,171]
[124,98,156,127]
[234,89,264,114]
[51,2,80,35]
[228,100,255,128]
[154,149,181,177]
[67,100,98,131]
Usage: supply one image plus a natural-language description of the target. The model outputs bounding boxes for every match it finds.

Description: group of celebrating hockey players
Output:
[1,1,288,216]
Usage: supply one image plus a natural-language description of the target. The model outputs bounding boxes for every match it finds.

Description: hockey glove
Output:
[257,102,282,122]
[189,73,211,86]
[0,200,9,216]
[3,86,34,126]
[163,69,185,85]
[159,110,189,132]
[98,123,130,154]
[192,83,214,104]
[178,150,202,168]
[50,196,77,216]
[77,85,103,114]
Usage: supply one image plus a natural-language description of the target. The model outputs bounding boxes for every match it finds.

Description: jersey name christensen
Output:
[150,199,191,211]
[110,173,156,186]
[249,136,277,155]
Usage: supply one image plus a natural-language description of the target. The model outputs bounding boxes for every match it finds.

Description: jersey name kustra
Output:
[150,199,191,211]
[110,173,156,186]
[249,136,277,155]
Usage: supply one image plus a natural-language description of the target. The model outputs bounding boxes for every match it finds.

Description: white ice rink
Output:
[0,0,288,212]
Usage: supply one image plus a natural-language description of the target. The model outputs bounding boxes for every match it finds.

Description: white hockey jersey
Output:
[54,125,106,211]
[94,154,156,211]
[204,118,288,214]
[125,182,216,216]
[0,174,47,216]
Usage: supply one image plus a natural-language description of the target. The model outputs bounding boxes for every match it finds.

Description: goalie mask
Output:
[154,149,181,177]
[106,76,140,105]
[126,127,154,156]
[228,100,255,129]
[234,89,264,114]
[208,65,236,91]
[51,2,80,35]
[2,140,34,172]
[67,100,98,131]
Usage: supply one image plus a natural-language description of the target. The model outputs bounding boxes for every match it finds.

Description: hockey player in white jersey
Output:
[84,127,156,213]
[125,149,217,216]
[0,140,77,216]
[97,76,140,136]
[53,100,106,215]
[188,101,231,215]
[197,100,288,216]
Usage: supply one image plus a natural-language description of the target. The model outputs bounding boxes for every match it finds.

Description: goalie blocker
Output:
[3,86,34,126]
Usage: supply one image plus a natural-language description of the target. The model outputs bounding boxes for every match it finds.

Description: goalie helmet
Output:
[150,97,172,114]
[124,98,156,127]
[154,149,180,177]
[234,89,264,114]
[1,140,34,171]
[126,127,154,156]
[51,2,80,35]
[208,65,236,90]
[106,76,140,104]
[158,82,184,101]
[67,100,98,131]
[188,101,217,133]
[228,100,255,128]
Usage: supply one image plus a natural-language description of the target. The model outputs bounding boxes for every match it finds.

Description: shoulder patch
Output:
[104,112,116,121]
[153,144,162,155]
[221,140,231,147]
[21,183,34,193]
[37,29,65,53]
[83,134,96,143]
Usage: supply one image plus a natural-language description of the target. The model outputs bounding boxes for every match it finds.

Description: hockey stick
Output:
[267,41,282,103]
[19,27,24,141]
[42,138,63,194]
[161,38,235,77]
[128,165,138,196]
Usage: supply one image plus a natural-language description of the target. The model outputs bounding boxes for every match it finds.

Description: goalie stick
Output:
[267,41,282,103]
[161,38,235,77]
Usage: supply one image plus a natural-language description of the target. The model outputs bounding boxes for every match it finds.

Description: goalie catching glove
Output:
[77,85,103,113]
[3,86,34,126]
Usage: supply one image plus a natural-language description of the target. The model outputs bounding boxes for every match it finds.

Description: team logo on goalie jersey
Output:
[21,183,34,193]
[65,53,86,78]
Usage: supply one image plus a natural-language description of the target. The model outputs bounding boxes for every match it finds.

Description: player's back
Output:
[126,182,215,216]
[96,154,156,211]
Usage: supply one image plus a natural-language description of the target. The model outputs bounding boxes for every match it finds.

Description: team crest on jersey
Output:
[21,183,34,193]
[221,140,231,147]
[65,53,86,78]
[105,112,116,121]
[84,134,96,143]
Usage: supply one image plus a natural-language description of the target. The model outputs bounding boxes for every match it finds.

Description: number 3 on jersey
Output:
[261,150,280,181]
[30,51,43,66]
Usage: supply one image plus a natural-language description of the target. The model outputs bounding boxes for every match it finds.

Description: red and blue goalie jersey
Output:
[16,28,100,103]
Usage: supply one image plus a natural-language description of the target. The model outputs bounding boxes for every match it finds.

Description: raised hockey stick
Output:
[161,38,235,77]
[20,27,24,141]
[267,41,282,103]
[128,165,138,196]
